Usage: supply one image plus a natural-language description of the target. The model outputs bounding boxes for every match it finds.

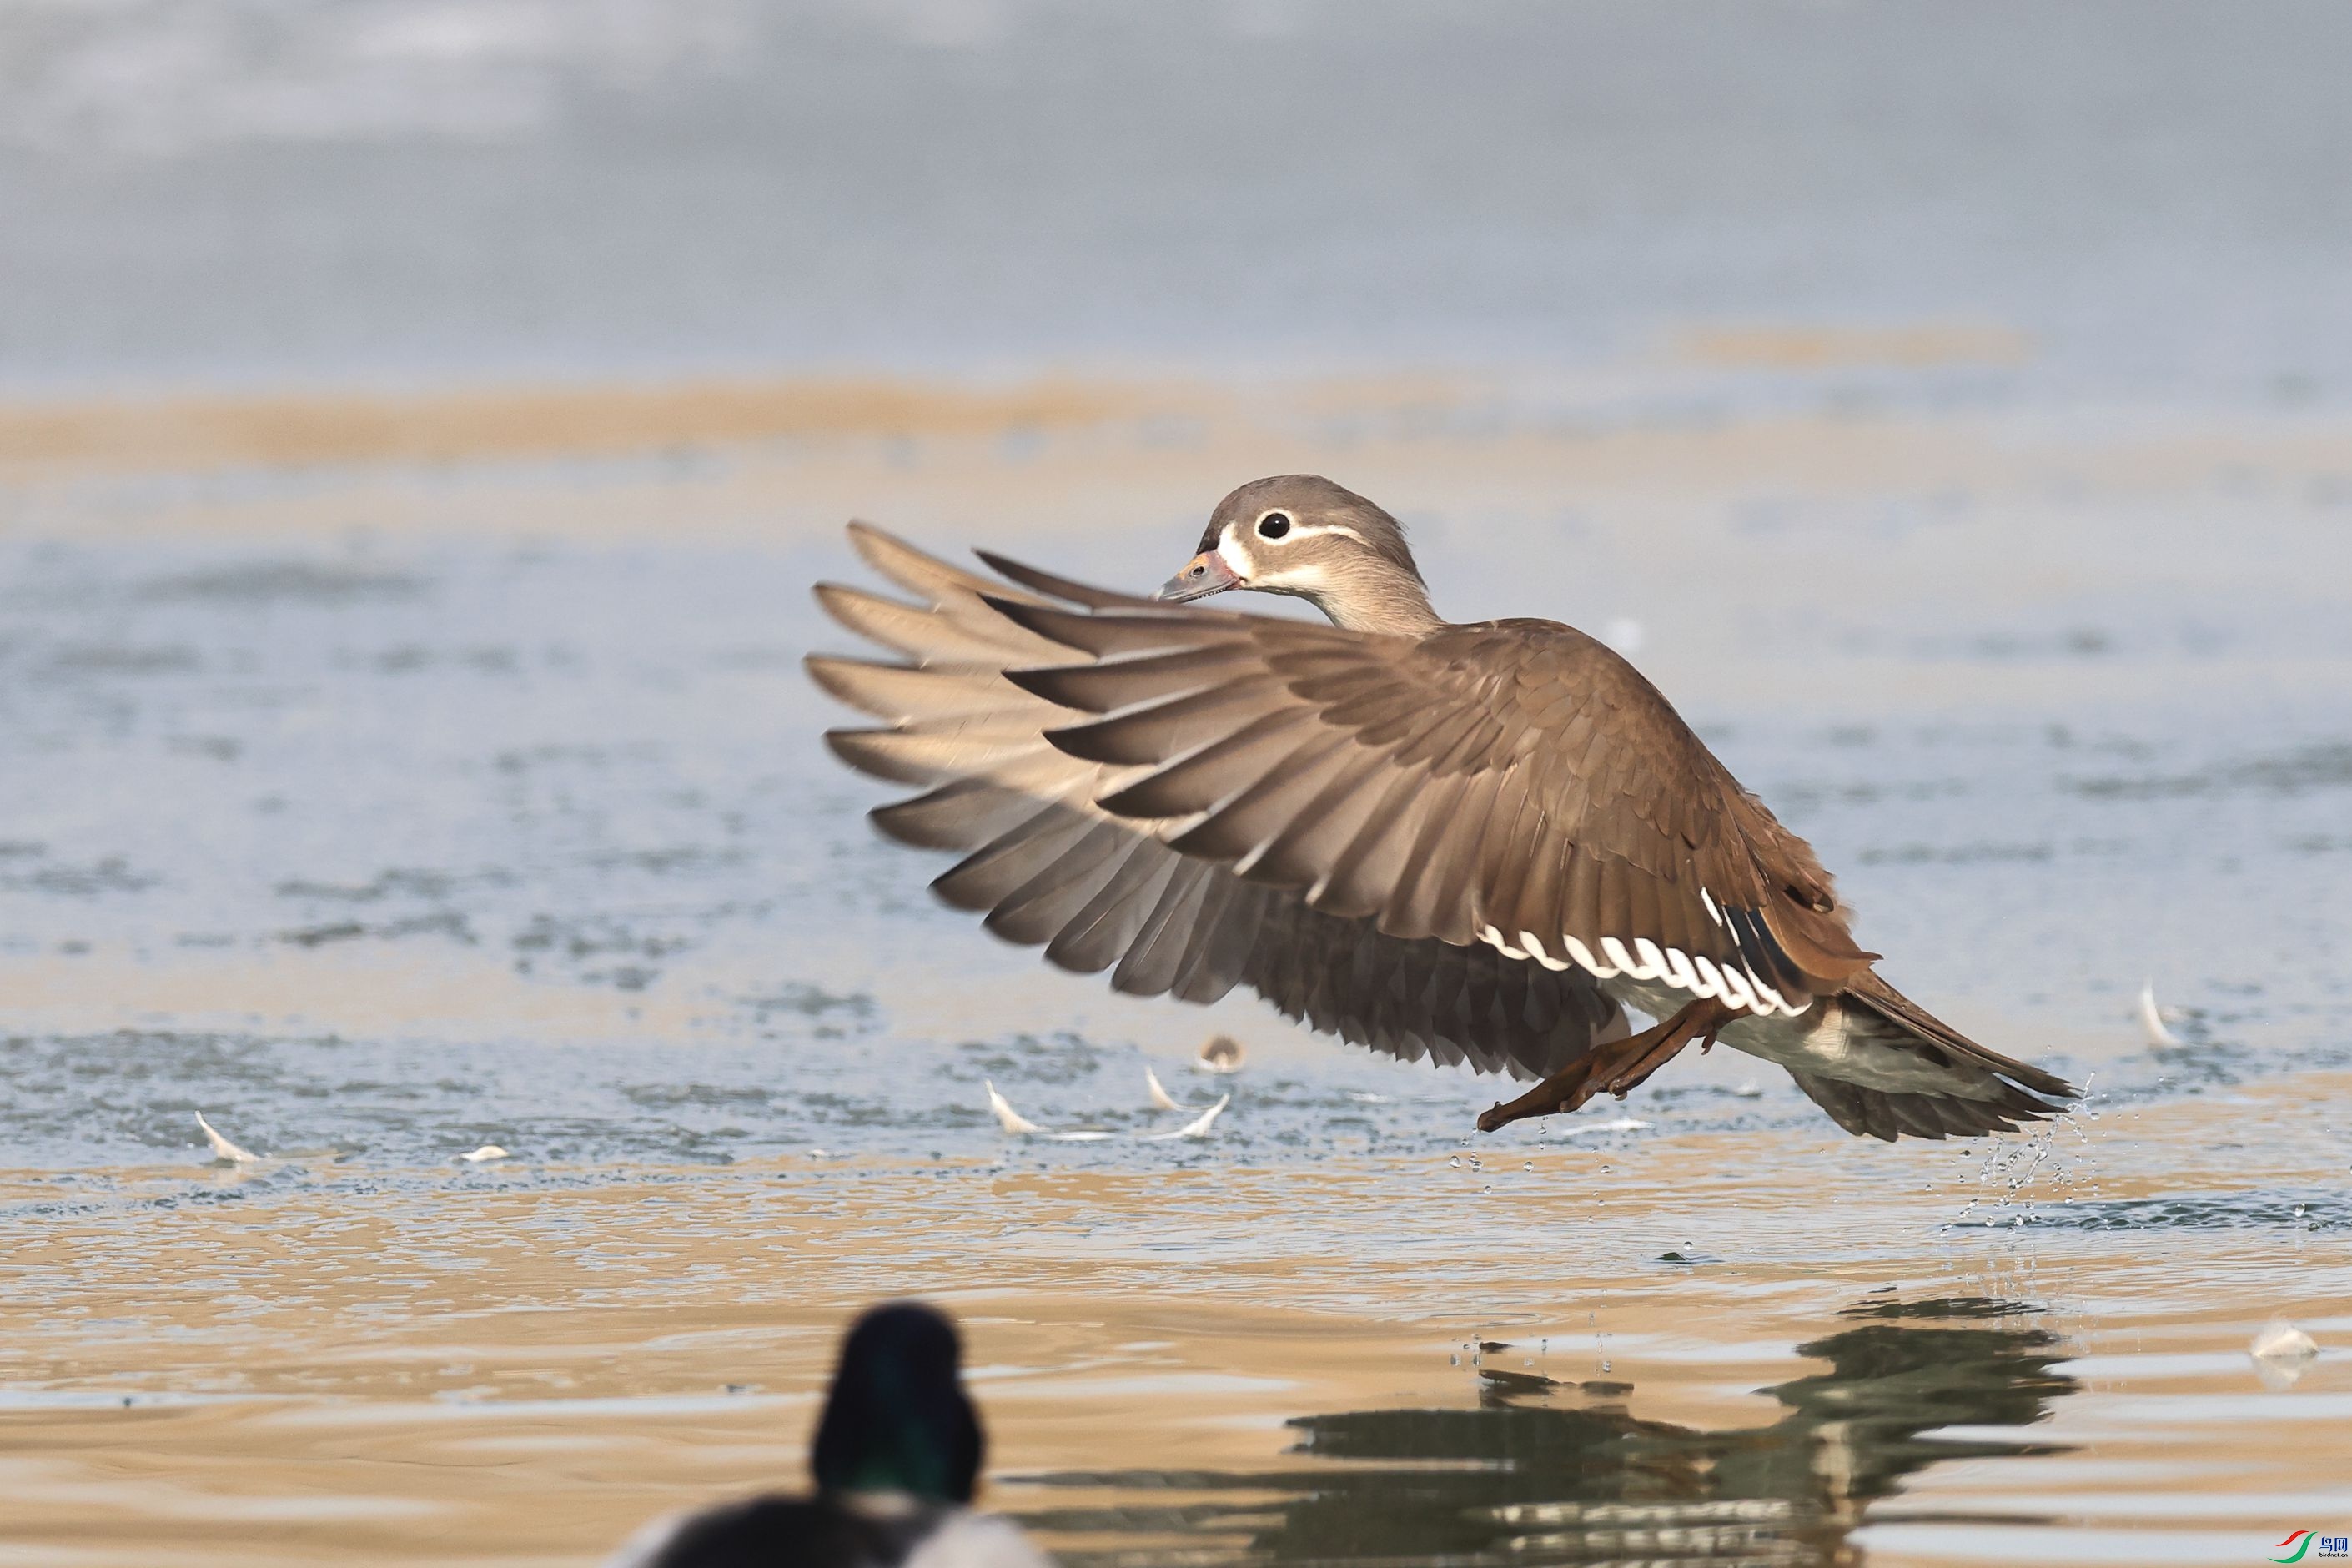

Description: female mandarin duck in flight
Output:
[808,475,2074,1141]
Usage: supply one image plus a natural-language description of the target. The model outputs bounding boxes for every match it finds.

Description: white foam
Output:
[1557,1117,1652,1138]
[2250,1319,2318,1361]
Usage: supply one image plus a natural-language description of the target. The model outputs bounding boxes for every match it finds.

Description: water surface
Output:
[3,3,2351,1557]
[2,384,2348,1564]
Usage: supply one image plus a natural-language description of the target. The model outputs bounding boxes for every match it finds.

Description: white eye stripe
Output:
[1282,521,1369,545]
[1244,512,1368,547]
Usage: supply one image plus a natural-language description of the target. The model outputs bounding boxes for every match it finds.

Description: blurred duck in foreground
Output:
[610,1302,1053,1568]
[810,475,2076,1143]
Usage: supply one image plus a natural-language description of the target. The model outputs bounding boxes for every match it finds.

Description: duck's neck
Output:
[1306,557,1446,638]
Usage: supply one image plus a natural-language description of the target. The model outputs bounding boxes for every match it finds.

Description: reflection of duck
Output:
[811,482,2075,1143]
[1012,1299,2075,1565]
[611,1303,1052,1568]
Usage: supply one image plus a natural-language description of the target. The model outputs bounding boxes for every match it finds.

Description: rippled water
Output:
[3,470,2347,1178]
[0,406,2346,1565]
[1018,1304,2083,1567]
[3,3,2351,1560]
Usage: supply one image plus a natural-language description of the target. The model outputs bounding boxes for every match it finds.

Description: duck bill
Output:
[1158,550,1244,602]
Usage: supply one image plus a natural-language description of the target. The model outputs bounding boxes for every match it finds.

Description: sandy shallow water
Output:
[5,1087,2350,1566]
[3,374,2350,1564]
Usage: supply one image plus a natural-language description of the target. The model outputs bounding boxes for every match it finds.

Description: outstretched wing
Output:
[972,554,1875,1021]
[810,523,1626,1080]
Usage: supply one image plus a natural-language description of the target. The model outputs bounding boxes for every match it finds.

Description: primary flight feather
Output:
[808,475,2075,1142]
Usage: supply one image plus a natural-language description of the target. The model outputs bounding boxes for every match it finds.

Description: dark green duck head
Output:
[813,1301,984,1505]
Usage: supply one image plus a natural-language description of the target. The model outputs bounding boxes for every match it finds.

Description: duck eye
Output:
[1257,512,1292,540]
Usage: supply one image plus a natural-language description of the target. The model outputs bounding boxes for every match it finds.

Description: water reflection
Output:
[1016,1299,2074,1565]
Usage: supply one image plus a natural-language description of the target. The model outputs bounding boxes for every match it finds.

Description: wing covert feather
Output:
[810,523,2072,1143]
[810,529,1631,1080]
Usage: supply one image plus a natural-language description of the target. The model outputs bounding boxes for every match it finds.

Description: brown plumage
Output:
[808,475,2077,1142]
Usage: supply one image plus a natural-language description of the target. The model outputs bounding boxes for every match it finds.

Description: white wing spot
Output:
[1518,931,1571,972]
[1716,965,1761,1013]
[1561,934,1616,977]
[1747,974,1801,1017]
[1478,922,1530,961]
[1690,953,1733,1004]
[1483,923,1795,1018]
[1632,937,1671,978]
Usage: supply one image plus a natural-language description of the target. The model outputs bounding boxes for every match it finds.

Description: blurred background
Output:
[3,6,2351,1565]
[5,0,2349,400]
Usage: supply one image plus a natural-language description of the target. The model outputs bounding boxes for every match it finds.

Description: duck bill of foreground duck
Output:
[808,475,2077,1143]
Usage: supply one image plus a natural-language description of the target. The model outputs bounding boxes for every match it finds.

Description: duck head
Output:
[1158,475,1445,637]
[812,1301,983,1505]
